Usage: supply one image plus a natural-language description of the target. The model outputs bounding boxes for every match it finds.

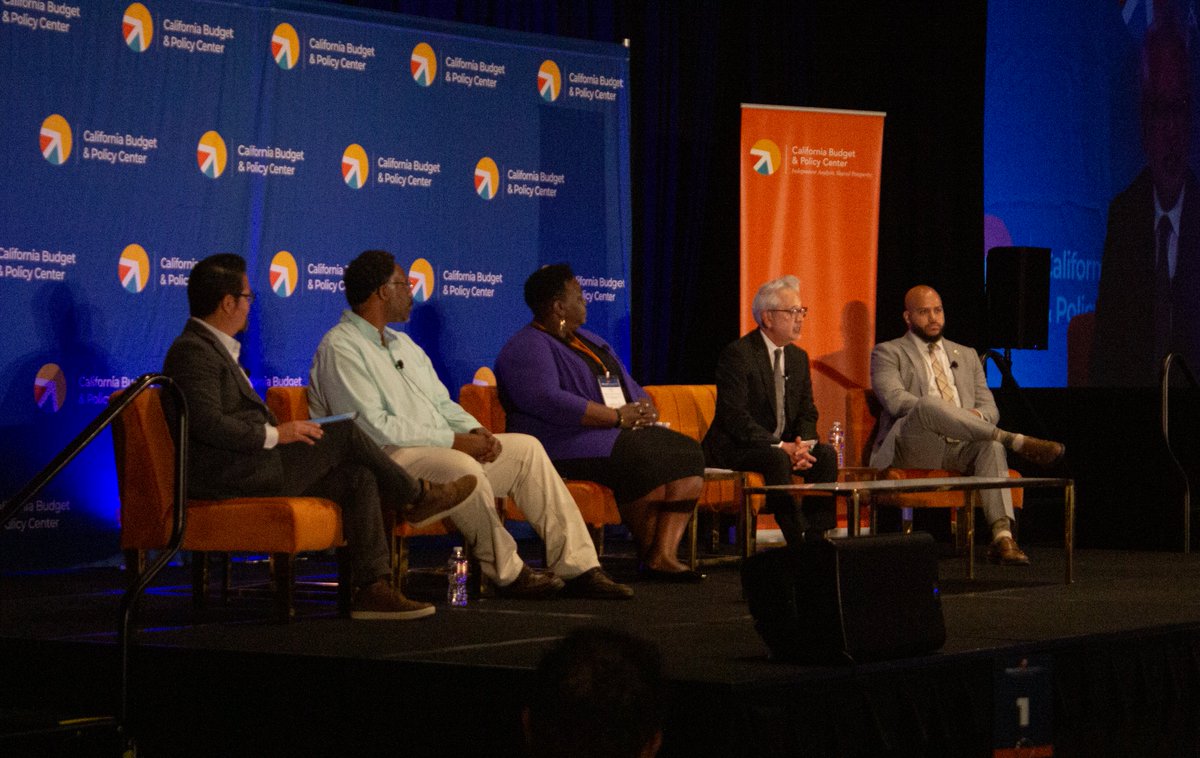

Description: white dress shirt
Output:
[190,317,278,448]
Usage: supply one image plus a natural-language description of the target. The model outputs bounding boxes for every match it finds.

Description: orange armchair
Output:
[844,388,1023,546]
[112,387,348,622]
[642,385,766,567]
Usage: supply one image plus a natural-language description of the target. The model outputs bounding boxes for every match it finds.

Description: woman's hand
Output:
[581,399,658,429]
[620,400,658,428]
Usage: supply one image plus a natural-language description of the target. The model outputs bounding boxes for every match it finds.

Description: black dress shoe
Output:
[637,566,706,583]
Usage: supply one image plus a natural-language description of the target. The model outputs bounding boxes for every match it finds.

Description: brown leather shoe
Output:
[987,536,1030,566]
[496,565,564,599]
[401,475,478,527]
[351,579,435,620]
[1016,436,1065,468]
[562,568,634,599]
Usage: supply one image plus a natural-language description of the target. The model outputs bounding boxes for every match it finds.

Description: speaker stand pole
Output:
[983,349,1054,440]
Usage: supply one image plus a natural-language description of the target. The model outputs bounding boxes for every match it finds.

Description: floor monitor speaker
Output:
[741,533,946,664]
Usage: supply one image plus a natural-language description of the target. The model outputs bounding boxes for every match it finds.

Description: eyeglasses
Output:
[382,279,411,291]
[768,307,808,319]
[237,291,257,304]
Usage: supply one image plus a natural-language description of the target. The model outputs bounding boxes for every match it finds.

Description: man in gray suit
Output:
[869,285,1064,565]
[162,254,476,620]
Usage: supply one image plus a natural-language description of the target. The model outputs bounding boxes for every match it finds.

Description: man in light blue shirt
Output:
[308,250,632,600]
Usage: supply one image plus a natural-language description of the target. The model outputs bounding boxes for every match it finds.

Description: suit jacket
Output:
[1091,168,1200,386]
[702,330,819,467]
[868,334,998,468]
[161,319,284,499]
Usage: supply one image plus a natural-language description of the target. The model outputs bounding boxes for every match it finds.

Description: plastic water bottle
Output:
[447,546,469,607]
[829,421,845,468]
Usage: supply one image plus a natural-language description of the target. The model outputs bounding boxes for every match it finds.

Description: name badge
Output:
[598,374,625,409]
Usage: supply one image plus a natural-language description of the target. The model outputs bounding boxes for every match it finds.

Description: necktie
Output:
[928,342,952,401]
[1154,214,1174,360]
[772,348,786,437]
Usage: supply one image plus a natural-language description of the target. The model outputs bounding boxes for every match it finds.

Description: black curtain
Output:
[339,0,987,382]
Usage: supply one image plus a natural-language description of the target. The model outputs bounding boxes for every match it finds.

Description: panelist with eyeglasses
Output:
[702,275,838,545]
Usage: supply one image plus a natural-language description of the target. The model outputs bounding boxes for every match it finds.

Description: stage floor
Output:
[4,543,1200,756]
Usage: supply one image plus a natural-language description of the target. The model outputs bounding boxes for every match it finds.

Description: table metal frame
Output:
[687,469,750,569]
[744,476,1076,583]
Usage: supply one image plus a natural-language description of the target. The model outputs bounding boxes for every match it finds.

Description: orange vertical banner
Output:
[740,104,884,443]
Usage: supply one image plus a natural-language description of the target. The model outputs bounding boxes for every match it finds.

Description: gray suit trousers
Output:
[891,396,1014,525]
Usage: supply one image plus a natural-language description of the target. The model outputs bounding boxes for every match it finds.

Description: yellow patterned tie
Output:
[928,342,952,400]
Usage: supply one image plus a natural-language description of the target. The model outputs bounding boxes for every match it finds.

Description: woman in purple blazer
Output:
[496,264,705,582]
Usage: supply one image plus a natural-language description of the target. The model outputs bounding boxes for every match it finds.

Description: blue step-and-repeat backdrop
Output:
[0,0,631,569]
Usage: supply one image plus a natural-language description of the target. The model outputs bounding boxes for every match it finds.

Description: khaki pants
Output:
[386,433,599,584]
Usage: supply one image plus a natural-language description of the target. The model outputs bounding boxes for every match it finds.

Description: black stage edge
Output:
[5,547,1200,757]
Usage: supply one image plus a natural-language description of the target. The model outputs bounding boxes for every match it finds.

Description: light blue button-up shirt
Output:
[308,310,480,448]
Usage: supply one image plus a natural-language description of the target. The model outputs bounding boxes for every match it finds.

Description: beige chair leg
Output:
[736,474,756,558]
[393,534,409,591]
[272,552,295,623]
[462,541,492,597]
[336,546,352,617]
[588,525,605,556]
[965,494,977,580]
[384,510,405,590]
[220,552,232,605]
[687,504,699,570]
[1065,482,1075,584]
[191,551,209,612]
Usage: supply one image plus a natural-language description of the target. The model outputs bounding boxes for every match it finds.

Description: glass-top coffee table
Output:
[744,476,1076,583]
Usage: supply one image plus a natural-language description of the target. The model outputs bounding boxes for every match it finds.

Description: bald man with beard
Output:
[869,286,1065,565]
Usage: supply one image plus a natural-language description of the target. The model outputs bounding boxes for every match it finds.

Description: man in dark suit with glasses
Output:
[703,275,838,544]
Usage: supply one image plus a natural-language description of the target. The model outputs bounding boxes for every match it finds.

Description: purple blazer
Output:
[495,324,648,460]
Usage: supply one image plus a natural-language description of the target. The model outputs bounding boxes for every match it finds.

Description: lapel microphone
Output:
[950,361,958,370]
[394,359,404,370]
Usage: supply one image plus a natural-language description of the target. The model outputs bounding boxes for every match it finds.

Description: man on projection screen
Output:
[1092,16,1200,386]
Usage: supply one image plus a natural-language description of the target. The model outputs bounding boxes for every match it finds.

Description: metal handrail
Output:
[1,373,188,754]
[1160,354,1198,554]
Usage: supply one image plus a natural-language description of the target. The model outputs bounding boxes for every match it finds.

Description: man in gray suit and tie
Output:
[869,285,1064,565]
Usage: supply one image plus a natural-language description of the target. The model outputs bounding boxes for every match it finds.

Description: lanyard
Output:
[533,322,611,377]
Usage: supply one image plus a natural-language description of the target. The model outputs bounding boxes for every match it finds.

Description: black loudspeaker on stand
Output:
[740,534,946,665]
[985,246,1051,351]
